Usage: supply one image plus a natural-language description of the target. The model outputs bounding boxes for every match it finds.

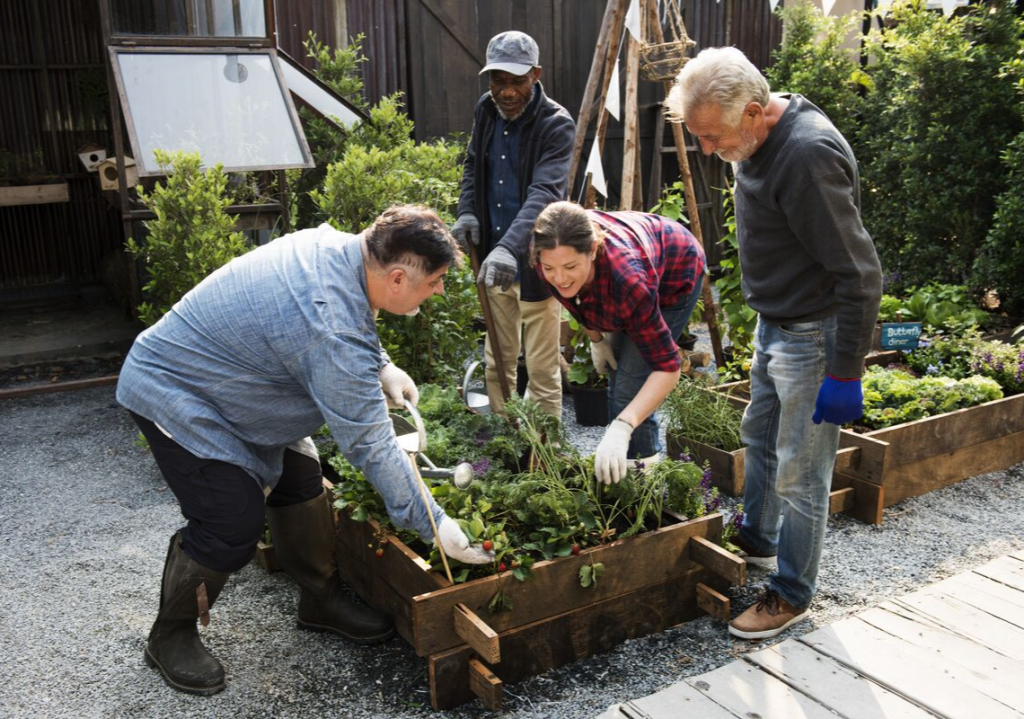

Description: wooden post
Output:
[568,0,624,188]
[645,0,726,367]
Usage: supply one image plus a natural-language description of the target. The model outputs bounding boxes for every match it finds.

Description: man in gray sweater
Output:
[666,48,881,639]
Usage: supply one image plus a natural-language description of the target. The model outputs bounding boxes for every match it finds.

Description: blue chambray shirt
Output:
[116,223,444,539]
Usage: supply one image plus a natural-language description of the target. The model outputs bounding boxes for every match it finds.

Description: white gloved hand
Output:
[379,363,419,409]
[590,334,618,375]
[595,418,634,485]
[436,516,495,564]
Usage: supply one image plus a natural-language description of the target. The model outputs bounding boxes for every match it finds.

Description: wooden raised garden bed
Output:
[693,380,1024,526]
[332,508,745,710]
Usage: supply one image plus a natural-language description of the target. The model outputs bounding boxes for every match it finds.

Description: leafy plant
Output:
[325,389,723,587]
[877,282,992,335]
[565,317,608,388]
[713,185,756,357]
[125,150,250,327]
[662,374,745,452]
[859,365,1002,430]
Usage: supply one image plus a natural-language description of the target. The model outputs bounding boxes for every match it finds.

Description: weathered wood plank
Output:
[665,433,745,496]
[0,182,70,206]
[689,535,746,586]
[828,486,855,515]
[830,473,885,525]
[411,513,723,656]
[696,582,730,622]
[893,592,1024,664]
[746,639,934,718]
[454,603,500,665]
[428,567,709,709]
[951,571,1024,611]
[801,621,1023,719]
[878,430,1024,505]
[835,430,889,484]
[628,679,744,718]
[974,555,1024,593]
[857,605,1024,711]
[467,657,502,710]
[686,661,839,719]
[917,577,1024,629]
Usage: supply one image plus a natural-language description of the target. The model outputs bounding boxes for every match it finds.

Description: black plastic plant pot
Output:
[571,384,609,426]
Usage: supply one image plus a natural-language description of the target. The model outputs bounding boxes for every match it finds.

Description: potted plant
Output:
[564,318,608,426]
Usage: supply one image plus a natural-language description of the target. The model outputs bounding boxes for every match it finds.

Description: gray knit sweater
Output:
[735,94,882,378]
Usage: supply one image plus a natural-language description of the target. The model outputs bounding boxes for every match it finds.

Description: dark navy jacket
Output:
[456,82,575,301]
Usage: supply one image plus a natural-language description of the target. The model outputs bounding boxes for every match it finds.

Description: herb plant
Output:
[662,375,745,452]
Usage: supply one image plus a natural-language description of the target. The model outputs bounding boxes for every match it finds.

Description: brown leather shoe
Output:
[731,535,777,568]
[729,589,809,640]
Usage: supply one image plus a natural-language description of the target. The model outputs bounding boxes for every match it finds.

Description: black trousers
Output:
[131,412,323,572]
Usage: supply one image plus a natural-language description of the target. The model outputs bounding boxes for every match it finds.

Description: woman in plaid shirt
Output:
[531,201,706,485]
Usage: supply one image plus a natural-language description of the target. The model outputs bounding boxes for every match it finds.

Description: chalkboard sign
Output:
[880,322,923,350]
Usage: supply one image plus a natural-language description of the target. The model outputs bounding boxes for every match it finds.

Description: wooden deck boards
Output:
[597,554,1024,719]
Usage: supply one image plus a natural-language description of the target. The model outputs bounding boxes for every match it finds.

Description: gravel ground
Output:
[2,358,1024,718]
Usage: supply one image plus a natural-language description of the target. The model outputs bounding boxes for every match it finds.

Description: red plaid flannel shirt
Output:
[538,210,706,372]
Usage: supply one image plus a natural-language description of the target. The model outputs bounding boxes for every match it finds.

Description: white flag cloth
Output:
[769,0,780,9]
[822,0,836,15]
[941,0,957,16]
[876,0,892,18]
[625,0,641,42]
[607,59,621,121]
[585,141,608,198]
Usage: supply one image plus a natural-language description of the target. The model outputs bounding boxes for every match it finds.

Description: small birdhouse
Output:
[97,157,138,191]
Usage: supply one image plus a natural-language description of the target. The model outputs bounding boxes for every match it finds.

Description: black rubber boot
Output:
[266,491,394,644]
[144,533,230,696]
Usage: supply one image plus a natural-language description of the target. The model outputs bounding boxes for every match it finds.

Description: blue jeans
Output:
[739,316,840,609]
[607,273,704,458]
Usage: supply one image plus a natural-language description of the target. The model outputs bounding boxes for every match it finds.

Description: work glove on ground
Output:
[379,362,419,409]
[450,214,480,253]
[595,418,634,485]
[590,334,617,375]
[478,246,518,291]
[812,375,863,426]
[436,516,495,564]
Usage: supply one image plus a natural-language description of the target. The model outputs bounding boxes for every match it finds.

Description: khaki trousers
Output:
[483,282,563,418]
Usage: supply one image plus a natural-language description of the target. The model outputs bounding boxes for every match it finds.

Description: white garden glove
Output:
[379,362,419,409]
[436,516,495,564]
[478,246,518,291]
[590,334,618,374]
[595,418,634,485]
[450,214,480,252]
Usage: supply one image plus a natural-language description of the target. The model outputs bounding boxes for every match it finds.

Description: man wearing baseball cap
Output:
[451,31,575,418]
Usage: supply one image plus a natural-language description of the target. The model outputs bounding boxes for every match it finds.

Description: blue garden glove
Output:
[812,375,863,426]
[450,214,480,253]
[478,246,518,291]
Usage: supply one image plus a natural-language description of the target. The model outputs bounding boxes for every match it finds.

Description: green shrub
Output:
[713,186,756,356]
[877,282,991,335]
[766,0,869,143]
[125,150,250,327]
[973,130,1024,316]
[858,1,1022,292]
[663,375,745,452]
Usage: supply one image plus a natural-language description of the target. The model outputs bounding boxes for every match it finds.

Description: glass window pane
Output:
[280,56,362,129]
[114,51,312,174]
[110,0,266,38]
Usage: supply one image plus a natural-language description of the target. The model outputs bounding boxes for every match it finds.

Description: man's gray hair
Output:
[665,47,771,127]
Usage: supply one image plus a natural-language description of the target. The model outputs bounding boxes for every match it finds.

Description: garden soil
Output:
[2,362,1023,717]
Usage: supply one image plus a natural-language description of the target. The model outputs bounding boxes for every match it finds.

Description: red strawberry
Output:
[374,548,385,558]
[571,544,581,556]
[482,540,493,551]
[497,562,507,573]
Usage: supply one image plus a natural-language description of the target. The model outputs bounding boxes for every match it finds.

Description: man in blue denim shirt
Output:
[117,205,491,696]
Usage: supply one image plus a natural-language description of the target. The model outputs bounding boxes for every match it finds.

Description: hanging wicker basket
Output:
[639,40,693,82]
[639,2,696,82]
